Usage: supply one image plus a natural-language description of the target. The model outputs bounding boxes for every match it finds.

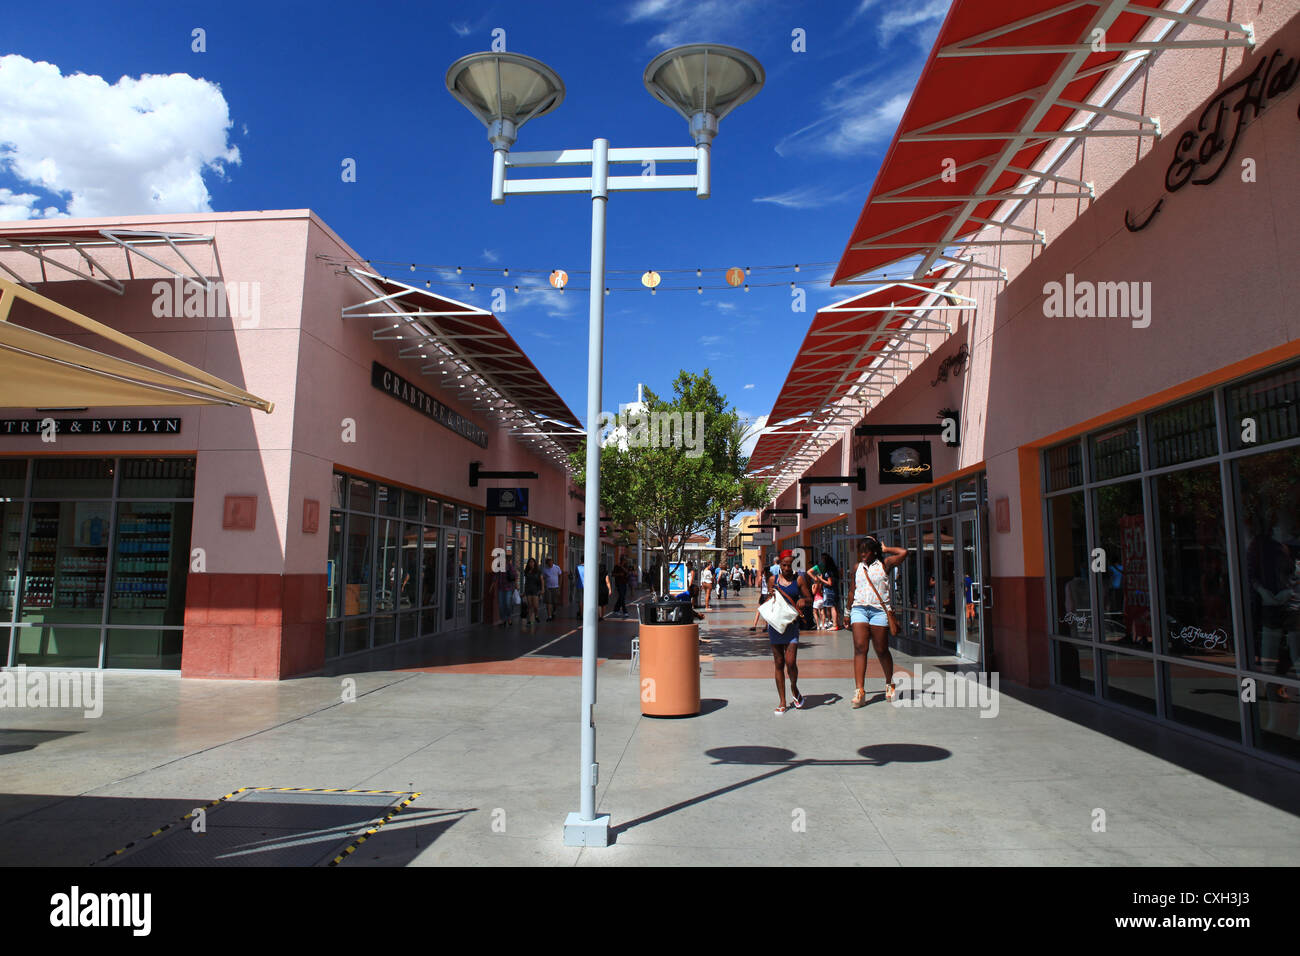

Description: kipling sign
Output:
[808,485,852,515]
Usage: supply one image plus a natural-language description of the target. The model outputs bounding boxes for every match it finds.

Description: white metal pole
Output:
[565,137,611,846]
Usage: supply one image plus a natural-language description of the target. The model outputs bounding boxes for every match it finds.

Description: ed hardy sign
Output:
[0,418,181,435]
[879,441,932,485]
[372,362,488,448]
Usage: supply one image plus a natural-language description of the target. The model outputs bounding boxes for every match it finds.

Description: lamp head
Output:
[643,43,764,145]
[445,51,565,150]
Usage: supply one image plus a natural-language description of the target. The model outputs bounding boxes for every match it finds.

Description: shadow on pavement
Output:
[610,742,950,839]
[0,792,470,867]
[0,729,80,756]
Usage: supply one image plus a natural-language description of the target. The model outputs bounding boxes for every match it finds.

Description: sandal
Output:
[885,681,896,702]
[851,688,867,709]
[791,693,805,709]
[774,705,788,715]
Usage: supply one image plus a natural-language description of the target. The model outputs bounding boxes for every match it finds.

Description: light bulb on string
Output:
[795,264,800,272]
[744,284,749,292]
[410,264,415,272]
[456,266,462,275]
[504,268,509,277]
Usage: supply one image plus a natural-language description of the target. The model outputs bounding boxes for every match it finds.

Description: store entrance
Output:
[441,528,471,631]
[954,510,989,665]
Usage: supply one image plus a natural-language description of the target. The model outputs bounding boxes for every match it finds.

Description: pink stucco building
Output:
[0,210,587,678]
[756,0,1300,766]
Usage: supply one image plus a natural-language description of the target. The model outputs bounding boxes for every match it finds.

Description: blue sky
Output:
[0,0,948,447]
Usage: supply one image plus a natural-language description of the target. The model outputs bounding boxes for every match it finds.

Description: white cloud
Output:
[743,383,755,389]
[450,20,473,37]
[482,248,499,262]
[0,186,61,220]
[699,334,722,346]
[774,70,911,158]
[626,0,766,48]
[754,182,863,209]
[880,0,949,44]
[0,55,239,218]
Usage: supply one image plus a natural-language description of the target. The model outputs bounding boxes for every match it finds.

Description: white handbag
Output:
[757,581,799,631]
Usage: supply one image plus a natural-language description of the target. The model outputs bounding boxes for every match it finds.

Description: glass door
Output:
[455,531,471,629]
[937,516,958,652]
[956,511,985,664]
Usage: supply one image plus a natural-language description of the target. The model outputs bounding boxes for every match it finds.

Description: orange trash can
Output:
[638,603,701,716]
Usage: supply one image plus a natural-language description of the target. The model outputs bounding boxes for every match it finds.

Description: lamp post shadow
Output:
[611,743,950,838]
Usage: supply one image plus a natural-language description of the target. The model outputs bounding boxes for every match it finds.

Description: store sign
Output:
[372,362,488,449]
[0,418,181,435]
[808,485,852,515]
[1125,47,1300,232]
[771,514,798,527]
[486,487,529,516]
[879,441,932,485]
[750,533,774,546]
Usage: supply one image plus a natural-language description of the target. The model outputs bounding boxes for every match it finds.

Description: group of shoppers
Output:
[491,554,642,628]
[750,538,908,714]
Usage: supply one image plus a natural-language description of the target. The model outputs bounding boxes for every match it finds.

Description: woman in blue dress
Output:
[767,549,813,714]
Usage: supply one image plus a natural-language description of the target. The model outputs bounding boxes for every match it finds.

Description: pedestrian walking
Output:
[850,536,908,708]
[522,557,543,632]
[497,556,518,627]
[810,562,826,629]
[718,564,728,600]
[700,562,714,609]
[598,563,611,621]
[760,549,812,714]
[542,556,562,621]
[819,553,844,630]
[612,558,629,616]
[732,564,743,594]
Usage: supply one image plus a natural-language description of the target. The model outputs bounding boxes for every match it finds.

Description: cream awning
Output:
[0,277,273,413]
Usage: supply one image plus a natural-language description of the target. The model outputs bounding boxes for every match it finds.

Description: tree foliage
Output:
[569,369,768,593]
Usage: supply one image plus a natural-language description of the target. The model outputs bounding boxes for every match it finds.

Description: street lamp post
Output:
[447,43,763,848]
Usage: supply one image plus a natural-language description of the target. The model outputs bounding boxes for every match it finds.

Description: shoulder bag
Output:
[757,576,799,632]
[862,561,899,636]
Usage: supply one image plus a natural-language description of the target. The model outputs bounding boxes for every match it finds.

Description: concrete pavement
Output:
[2,587,1298,866]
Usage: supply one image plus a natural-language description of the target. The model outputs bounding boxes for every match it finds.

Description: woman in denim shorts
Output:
[850,536,909,708]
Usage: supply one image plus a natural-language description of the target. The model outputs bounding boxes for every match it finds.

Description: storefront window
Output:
[1154,464,1232,667]
[108,501,193,628]
[1101,649,1157,715]
[1234,446,1300,679]
[1046,441,1083,491]
[1090,421,1140,482]
[1150,396,1218,469]
[345,514,373,616]
[1048,492,1090,639]
[1042,362,1300,763]
[348,477,374,514]
[1055,640,1095,694]
[1092,481,1151,650]
[1226,361,1300,451]
[1164,662,1240,741]
[32,458,114,499]
[4,456,193,669]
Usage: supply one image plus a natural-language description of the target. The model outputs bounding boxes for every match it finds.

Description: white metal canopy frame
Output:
[340,267,582,464]
[0,228,217,296]
[750,269,973,496]
[763,0,1257,498]
[0,277,274,412]
[446,44,763,848]
[838,0,1256,288]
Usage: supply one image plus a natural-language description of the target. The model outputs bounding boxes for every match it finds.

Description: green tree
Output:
[570,369,768,594]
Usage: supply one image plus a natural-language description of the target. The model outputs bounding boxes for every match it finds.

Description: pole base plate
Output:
[563,812,612,847]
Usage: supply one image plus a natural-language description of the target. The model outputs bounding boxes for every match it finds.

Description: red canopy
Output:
[833,0,1175,286]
